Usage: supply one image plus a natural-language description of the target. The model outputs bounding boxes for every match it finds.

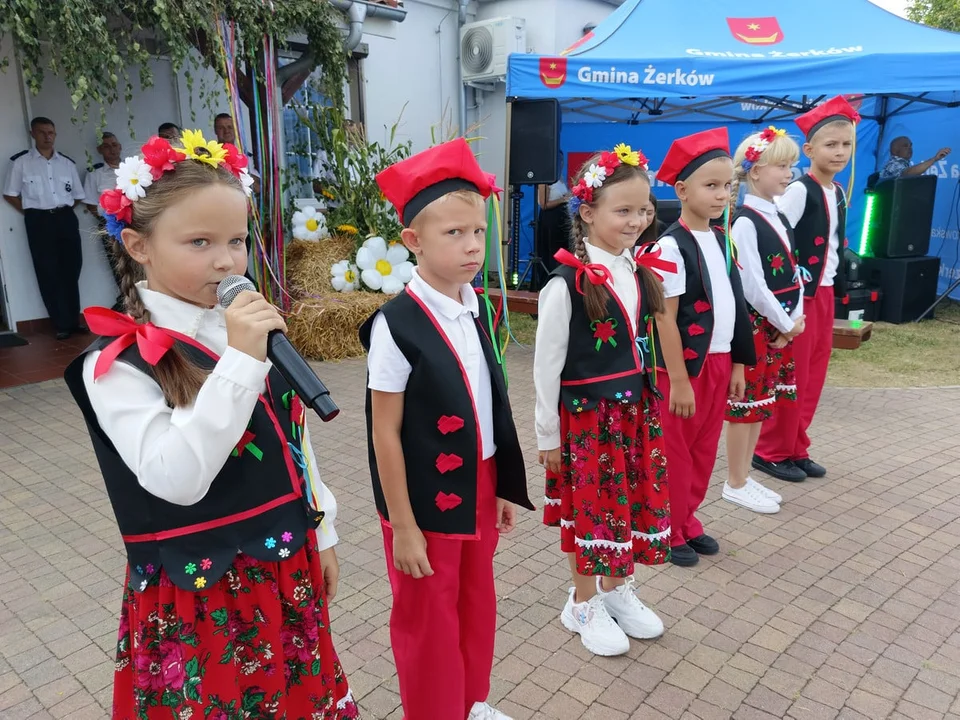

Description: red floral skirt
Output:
[112,529,358,720]
[726,312,797,424]
[543,391,671,577]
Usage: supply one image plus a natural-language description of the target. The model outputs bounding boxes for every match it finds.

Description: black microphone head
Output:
[217,275,256,308]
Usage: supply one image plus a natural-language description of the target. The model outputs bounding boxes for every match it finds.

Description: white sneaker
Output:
[598,575,664,639]
[747,476,782,504]
[469,702,513,720]
[560,587,630,656]
[722,481,780,514]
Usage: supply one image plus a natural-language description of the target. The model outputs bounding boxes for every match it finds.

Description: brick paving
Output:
[2,348,960,719]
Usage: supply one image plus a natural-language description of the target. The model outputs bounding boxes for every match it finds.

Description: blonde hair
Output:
[111,160,246,408]
[730,131,800,214]
[569,153,665,321]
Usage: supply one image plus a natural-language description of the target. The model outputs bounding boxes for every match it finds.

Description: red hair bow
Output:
[83,306,177,380]
[554,248,611,295]
[634,243,678,281]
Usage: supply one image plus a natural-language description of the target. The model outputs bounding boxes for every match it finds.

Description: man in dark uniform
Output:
[3,117,86,339]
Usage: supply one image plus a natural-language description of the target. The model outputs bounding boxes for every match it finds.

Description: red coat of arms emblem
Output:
[539,58,567,89]
[726,17,784,46]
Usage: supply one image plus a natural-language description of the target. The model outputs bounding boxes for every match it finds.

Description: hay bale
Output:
[287,293,390,361]
[286,235,357,295]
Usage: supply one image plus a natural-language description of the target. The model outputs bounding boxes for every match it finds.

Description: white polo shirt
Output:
[4,147,85,210]
[82,163,119,216]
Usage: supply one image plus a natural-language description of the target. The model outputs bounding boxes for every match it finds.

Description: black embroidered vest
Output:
[359,289,533,537]
[793,173,847,298]
[552,264,660,414]
[735,206,803,316]
[658,222,756,378]
[64,337,321,593]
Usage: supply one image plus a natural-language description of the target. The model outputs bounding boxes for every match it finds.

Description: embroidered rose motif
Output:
[693,299,712,314]
[768,253,785,275]
[687,323,706,337]
[591,318,618,351]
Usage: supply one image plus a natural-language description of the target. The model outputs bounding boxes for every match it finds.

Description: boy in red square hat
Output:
[651,128,757,568]
[754,96,860,483]
[359,138,534,720]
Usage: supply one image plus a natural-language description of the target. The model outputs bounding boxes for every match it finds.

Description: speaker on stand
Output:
[861,255,941,324]
[508,99,560,290]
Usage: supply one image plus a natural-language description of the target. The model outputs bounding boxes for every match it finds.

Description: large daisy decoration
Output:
[292,206,328,242]
[115,157,154,200]
[356,236,413,294]
[331,260,360,292]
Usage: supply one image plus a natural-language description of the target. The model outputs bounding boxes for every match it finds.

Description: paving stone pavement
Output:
[2,348,960,720]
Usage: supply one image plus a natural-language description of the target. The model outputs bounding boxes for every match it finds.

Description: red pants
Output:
[382,459,499,720]
[658,352,731,547]
[756,286,834,462]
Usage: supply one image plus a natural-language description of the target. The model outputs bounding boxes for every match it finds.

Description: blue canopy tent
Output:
[504,0,960,300]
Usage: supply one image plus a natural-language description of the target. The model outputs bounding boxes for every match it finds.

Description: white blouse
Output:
[81,282,338,550]
[534,242,639,451]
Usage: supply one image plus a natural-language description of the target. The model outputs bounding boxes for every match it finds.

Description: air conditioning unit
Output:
[460,17,526,83]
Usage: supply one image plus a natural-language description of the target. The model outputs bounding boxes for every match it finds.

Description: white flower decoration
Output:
[278,548,290,558]
[292,206,328,242]
[115,157,153,201]
[583,164,607,189]
[356,236,414,294]
[330,260,360,292]
[238,169,255,197]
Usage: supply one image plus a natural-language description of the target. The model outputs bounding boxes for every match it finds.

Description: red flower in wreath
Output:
[745,146,762,163]
[99,188,132,224]
[598,151,620,173]
[222,143,249,178]
[141,136,186,180]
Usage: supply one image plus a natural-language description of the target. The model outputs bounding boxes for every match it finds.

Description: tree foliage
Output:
[0,0,346,128]
[908,0,960,31]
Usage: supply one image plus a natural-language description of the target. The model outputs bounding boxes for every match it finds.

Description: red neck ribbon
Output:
[83,306,176,380]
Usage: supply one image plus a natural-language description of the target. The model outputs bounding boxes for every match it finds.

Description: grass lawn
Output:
[501,299,960,388]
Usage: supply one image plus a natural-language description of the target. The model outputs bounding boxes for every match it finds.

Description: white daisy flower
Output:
[292,206,328,242]
[238,169,255,197]
[583,164,607,189]
[330,260,360,292]
[115,157,153,201]
[278,548,290,558]
[356,236,414,294]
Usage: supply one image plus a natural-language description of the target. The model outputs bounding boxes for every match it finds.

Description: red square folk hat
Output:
[376,138,493,226]
[795,96,861,140]
[656,127,731,186]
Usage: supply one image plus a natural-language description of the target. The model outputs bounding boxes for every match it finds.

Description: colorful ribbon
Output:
[634,243,678,280]
[555,248,612,295]
[83,306,176,380]
[794,266,813,284]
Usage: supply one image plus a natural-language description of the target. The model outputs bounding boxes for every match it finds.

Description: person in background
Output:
[536,155,571,281]
[214,113,261,194]
[3,116,86,340]
[880,136,950,180]
[83,132,125,295]
[636,193,663,248]
[157,122,182,141]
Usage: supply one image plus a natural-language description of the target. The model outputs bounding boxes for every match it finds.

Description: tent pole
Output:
[502,100,514,283]
[875,95,890,175]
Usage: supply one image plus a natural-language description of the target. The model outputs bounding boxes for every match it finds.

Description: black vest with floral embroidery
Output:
[734,206,803,317]
[793,173,847,298]
[552,264,660,414]
[64,336,321,593]
[359,289,532,538]
[657,222,756,378]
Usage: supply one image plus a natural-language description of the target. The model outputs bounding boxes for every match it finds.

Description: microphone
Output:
[217,275,340,422]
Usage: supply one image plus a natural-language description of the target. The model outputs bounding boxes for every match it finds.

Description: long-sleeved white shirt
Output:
[777,178,841,288]
[534,241,638,451]
[81,282,338,549]
[733,194,804,334]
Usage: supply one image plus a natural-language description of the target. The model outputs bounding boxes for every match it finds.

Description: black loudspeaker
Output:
[509,99,560,185]
[861,255,941,323]
[865,175,935,258]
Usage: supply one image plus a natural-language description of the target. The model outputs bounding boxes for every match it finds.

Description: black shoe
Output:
[670,544,699,567]
[687,534,720,555]
[55,331,71,340]
[752,455,807,482]
[793,458,826,478]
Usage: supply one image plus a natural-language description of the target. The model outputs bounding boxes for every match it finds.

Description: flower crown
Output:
[569,143,649,215]
[742,126,787,171]
[99,129,255,243]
